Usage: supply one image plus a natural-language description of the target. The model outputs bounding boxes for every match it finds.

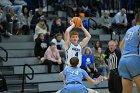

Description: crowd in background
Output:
[0,0,138,75]
[1,0,139,92]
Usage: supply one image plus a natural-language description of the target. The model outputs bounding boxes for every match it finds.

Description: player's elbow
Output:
[88,34,91,39]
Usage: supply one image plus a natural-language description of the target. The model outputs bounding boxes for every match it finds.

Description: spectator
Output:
[30,8,44,31]
[50,17,66,37]
[0,7,10,40]
[6,8,20,35]
[19,5,32,35]
[81,47,100,78]
[12,0,27,5]
[89,0,101,16]
[94,47,110,80]
[92,40,102,54]
[40,42,63,73]
[0,0,12,7]
[107,40,122,93]
[78,2,91,17]
[34,33,48,59]
[51,33,65,59]
[101,10,112,34]
[0,0,22,16]
[112,8,128,34]
[34,17,50,45]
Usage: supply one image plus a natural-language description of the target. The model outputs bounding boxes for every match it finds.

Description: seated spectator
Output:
[19,5,32,35]
[0,0,12,7]
[34,17,50,45]
[112,8,128,34]
[34,33,48,59]
[40,42,63,73]
[30,8,44,31]
[0,7,10,40]
[78,2,91,17]
[89,0,100,16]
[81,47,100,78]
[94,47,110,79]
[50,17,66,37]
[92,40,102,54]
[6,8,20,35]
[51,33,65,59]
[0,0,22,16]
[101,10,112,34]
[12,0,27,5]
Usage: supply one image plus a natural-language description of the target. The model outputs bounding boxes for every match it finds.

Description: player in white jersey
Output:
[64,22,91,67]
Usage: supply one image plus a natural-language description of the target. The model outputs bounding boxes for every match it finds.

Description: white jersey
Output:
[65,43,82,67]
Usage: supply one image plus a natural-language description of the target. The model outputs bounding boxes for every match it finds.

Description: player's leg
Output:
[56,90,61,93]
[122,78,133,93]
[133,75,140,93]
[87,88,99,93]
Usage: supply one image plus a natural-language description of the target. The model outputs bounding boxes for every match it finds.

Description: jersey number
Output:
[75,52,78,57]
[126,32,134,40]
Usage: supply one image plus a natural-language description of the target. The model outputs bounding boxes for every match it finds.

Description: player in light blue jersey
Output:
[57,57,102,93]
[64,20,91,67]
[119,12,140,93]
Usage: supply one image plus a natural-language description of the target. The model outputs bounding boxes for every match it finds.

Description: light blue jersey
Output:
[63,67,89,84]
[119,25,140,80]
[60,67,89,93]
[122,25,140,55]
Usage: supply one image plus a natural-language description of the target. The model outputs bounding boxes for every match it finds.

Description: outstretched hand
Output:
[95,75,103,84]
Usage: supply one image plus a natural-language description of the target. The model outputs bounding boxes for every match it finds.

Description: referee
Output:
[107,40,122,93]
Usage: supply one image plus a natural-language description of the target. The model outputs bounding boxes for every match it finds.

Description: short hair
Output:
[135,12,140,23]
[70,57,79,67]
[84,47,92,54]
[50,42,55,46]
[108,40,116,46]
[70,31,79,37]
[56,33,62,37]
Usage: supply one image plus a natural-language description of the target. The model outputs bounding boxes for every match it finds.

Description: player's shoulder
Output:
[126,26,137,32]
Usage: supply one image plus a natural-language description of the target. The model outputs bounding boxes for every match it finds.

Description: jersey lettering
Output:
[126,32,134,40]
[70,70,79,76]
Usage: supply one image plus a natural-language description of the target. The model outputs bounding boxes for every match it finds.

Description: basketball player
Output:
[64,20,91,67]
[57,57,102,93]
[119,12,140,93]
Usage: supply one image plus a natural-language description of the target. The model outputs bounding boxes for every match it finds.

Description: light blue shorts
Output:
[118,56,140,80]
[61,84,88,93]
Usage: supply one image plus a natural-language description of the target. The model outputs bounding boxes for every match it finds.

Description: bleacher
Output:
[0,0,138,93]
[0,34,109,93]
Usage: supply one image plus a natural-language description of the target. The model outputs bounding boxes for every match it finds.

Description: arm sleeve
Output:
[115,15,120,24]
[82,69,89,78]
[56,50,61,62]
[46,51,57,62]
[124,15,128,24]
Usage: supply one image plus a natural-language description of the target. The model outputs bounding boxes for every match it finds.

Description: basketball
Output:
[71,17,82,28]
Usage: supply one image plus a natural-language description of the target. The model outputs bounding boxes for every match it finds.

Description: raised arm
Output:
[64,24,75,49]
[80,25,91,48]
